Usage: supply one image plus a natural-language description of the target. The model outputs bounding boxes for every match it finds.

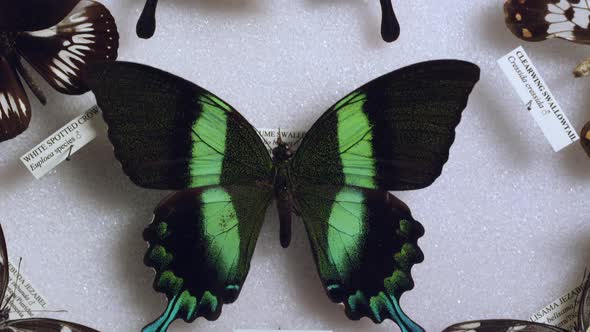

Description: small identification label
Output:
[20,106,105,179]
[235,330,331,332]
[257,128,307,150]
[498,46,579,151]
[7,260,48,319]
[530,279,585,329]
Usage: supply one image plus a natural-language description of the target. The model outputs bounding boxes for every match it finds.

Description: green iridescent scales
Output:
[85,60,480,332]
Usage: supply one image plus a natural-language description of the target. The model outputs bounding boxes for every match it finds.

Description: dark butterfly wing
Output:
[578,275,590,332]
[443,320,568,332]
[0,0,80,32]
[504,0,590,44]
[142,185,272,332]
[84,61,273,190]
[0,224,9,305]
[581,122,590,157]
[5,318,99,331]
[137,0,159,39]
[14,0,119,95]
[290,60,480,191]
[380,0,400,42]
[294,185,424,331]
[0,56,31,143]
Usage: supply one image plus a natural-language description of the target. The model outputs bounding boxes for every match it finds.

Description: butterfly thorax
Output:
[271,140,295,248]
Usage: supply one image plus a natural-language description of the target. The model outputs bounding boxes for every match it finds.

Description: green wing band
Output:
[295,185,424,330]
[143,185,272,331]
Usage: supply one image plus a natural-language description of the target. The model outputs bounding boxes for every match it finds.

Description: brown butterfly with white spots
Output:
[443,274,590,332]
[0,223,100,331]
[504,0,590,77]
[0,0,119,143]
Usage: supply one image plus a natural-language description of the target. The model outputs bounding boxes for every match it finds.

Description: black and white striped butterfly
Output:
[0,223,100,331]
[443,275,590,332]
[0,0,119,142]
[504,0,590,77]
[136,0,400,42]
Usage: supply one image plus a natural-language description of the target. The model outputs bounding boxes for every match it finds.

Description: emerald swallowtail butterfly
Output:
[137,0,400,42]
[0,0,119,143]
[84,59,480,332]
[443,274,590,332]
[0,223,100,331]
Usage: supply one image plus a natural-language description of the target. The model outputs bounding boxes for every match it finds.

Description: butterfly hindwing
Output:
[504,0,590,44]
[0,223,8,305]
[293,185,424,330]
[581,122,590,157]
[443,320,568,332]
[380,0,400,42]
[0,0,80,32]
[85,61,273,190]
[5,318,99,332]
[14,0,119,95]
[290,60,480,191]
[142,185,273,332]
[0,55,31,142]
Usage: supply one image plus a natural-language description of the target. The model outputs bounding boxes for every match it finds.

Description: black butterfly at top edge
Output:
[0,0,119,143]
[443,274,590,332]
[503,0,590,77]
[0,223,100,331]
[136,0,400,42]
[83,59,479,332]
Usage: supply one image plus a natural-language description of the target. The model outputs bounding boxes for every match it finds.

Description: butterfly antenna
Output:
[379,0,400,42]
[137,0,159,39]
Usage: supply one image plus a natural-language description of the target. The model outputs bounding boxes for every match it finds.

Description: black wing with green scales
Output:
[84,62,274,332]
[85,61,272,190]
[289,60,480,331]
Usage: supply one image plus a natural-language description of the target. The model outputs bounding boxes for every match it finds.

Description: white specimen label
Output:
[236,330,331,332]
[530,279,586,329]
[21,106,105,179]
[257,128,307,151]
[498,46,578,151]
[6,260,48,319]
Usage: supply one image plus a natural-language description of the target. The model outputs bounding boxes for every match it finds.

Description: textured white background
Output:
[0,0,589,331]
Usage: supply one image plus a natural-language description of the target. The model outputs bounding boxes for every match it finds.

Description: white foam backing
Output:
[1,0,589,331]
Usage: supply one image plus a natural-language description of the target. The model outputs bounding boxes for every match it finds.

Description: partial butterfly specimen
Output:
[85,59,480,332]
[504,0,590,77]
[0,224,100,331]
[581,121,590,157]
[443,274,590,332]
[0,0,119,142]
[137,0,400,42]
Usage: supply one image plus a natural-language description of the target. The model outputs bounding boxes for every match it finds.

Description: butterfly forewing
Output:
[504,0,590,44]
[578,275,590,332]
[85,61,273,191]
[0,0,80,32]
[0,56,31,143]
[142,185,273,332]
[443,320,568,332]
[14,0,119,95]
[290,60,480,192]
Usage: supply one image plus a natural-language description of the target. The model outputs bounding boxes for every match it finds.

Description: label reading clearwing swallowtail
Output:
[6,259,49,319]
[497,46,579,152]
[20,106,106,179]
[257,128,307,151]
[530,278,586,329]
